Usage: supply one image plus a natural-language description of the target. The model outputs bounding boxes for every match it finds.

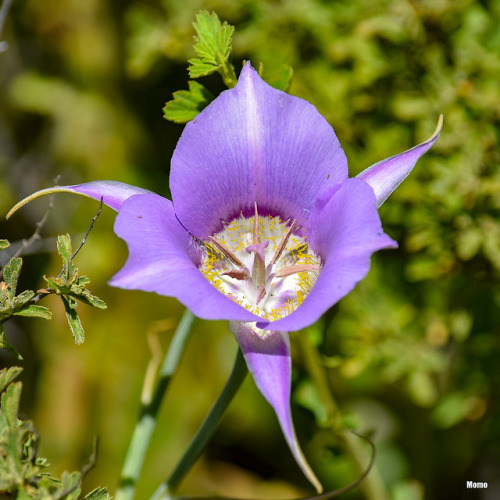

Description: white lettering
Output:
[467,481,488,489]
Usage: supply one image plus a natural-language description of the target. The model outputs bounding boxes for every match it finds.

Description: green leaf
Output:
[0,366,23,393]
[0,425,26,487]
[1,381,22,427]
[2,257,22,298]
[74,291,107,310]
[13,304,52,320]
[0,239,10,250]
[84,487,112,500]
[163,81,214,123]
[0,325,23,360]
[188,11,234,79]
[58,471,82,500]
[13,289,35,308]
[294,379,329,427]
[267,64,294,92]
[61,296,85,345]
[77,276,91,286]
[57,234,73,263]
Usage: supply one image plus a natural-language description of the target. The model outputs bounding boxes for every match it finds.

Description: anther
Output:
[253,202,259,245]
[275,264,321,278]
[256,284,266,305]
[208,237,245,268]
[271,219,297,265]
[222,268,250,281]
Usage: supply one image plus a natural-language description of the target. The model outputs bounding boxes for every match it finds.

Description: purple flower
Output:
[10,63,441,492]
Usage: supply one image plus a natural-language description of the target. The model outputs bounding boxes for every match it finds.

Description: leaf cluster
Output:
[163,11,293,125]
[0,235,106,356]
[41,234,107,345]
[188,11,235,81]
[0,367,111,499]
[1,242,52,359]
[164,11,234,124]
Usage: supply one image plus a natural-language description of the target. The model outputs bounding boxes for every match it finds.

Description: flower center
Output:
[200,204,321,321]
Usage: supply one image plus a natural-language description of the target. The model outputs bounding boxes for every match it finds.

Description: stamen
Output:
[256,284,266,305]
[208,237,245,268]
[271,219,297,264]
[275,264,321,278]
[253,202,259,245]
[222,268,250,280]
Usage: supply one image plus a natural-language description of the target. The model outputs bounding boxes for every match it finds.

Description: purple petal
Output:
[357,115,443,207]
[6,181,152,218]
[229,321,323,493]
[170,62,348,238]
[265,178,397,332]
[68,181,153,211]
[110,193,259,322]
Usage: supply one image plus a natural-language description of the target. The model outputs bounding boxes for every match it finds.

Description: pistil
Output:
[246,203,267,291]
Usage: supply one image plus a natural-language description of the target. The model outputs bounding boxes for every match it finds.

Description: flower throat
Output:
[201,204,321,321]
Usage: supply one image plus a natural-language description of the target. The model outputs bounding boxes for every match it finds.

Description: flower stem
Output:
[298,332,390,500]
[115,309,196,500]
[217,58,237,88]
[150,348,248,500]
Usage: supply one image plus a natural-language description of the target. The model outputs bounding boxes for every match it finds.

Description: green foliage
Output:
[0,368,111,499]
[188,11,236,85]
[43,234,106,345]
[0,234,105,352]
[262,63,294,92]
[0,240,10,250]
[83,488,112,500]
[163,11,236,124]
[0,325,22,360]
[0,252,52,359]
[163,81,214,124]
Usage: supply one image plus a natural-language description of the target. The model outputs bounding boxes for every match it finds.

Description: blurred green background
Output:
[1,0,499,498]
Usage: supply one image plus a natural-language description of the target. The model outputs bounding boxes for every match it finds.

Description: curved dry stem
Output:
[167,430,375,500]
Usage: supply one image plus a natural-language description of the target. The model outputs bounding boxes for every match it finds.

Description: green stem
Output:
[298,332,390,500]
[217,58,237,88]
[115,309,195,500]
[150,348,248,500]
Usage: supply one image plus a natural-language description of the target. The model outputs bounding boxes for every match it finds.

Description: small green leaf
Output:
[44,276,59,291]
[0,425,26,485]
[57,234,73,263]
[294,379,329,427]
[77,276,91,286]
[2,257,22,298]
[0,239,10,250]
[13,289,35,308]
[267,64,294,92]
[84,487,112,500]
[59,471,82,500]
[188,11,235,80]
[1,381,22,427]
[61,296,85,345]
[0,326,23,360]
[0,366,23,393]
[13,304,52,320]
[74,291,107,310]
[164,81,214,123]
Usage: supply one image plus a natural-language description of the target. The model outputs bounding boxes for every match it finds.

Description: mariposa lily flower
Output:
[9,62,441,493]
